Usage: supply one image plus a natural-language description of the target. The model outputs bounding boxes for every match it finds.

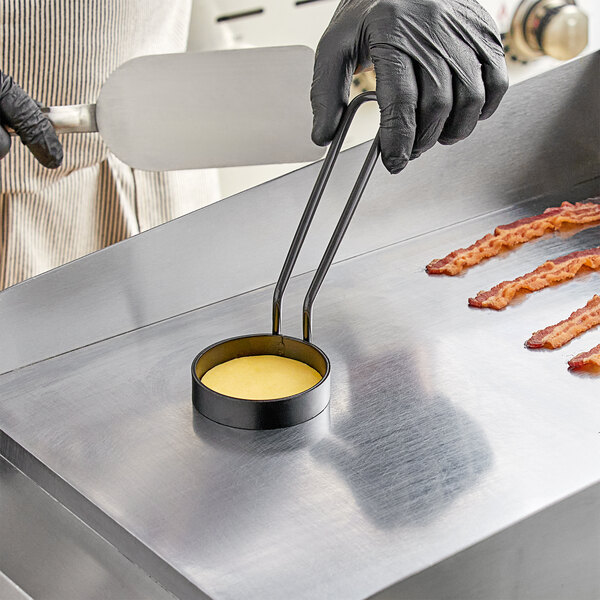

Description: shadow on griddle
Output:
[311,339,492,530]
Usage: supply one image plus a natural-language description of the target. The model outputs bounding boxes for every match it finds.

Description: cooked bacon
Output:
[468,248,600,310]
[426,200,600,275]
[568,344,600,369]
[526,295,600,349]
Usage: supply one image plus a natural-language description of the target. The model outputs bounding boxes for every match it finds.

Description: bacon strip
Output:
[426,200,600,275]
[526,295,600,349]
[468,248,600,310]
[568,344,600,369]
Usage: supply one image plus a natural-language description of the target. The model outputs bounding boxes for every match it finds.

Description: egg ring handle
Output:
[271,91,380,342]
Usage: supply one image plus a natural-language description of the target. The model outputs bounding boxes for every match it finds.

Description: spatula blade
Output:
[96,46,325,171]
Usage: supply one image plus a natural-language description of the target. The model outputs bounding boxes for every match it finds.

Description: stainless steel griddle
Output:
[0,53,599,599]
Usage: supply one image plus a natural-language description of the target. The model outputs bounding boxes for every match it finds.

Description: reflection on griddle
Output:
[310,303,492,529]
[192,403,331,453]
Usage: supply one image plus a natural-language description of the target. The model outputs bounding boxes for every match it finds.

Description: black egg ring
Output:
[192,334,331,430]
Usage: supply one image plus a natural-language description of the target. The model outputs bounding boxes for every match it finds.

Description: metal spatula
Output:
[9,45,325,171]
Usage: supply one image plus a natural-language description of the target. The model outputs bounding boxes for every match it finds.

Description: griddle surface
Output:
[0,192,598,600]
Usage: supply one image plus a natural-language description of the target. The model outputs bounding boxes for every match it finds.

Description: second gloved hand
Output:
[0,70,63,168]
[311,0,509,173]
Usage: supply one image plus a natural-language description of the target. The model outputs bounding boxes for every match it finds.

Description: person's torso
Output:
[0,0,192,192]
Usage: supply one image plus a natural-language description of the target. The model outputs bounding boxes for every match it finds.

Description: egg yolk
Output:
[201,355,322,400]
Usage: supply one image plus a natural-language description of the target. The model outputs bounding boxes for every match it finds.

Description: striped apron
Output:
[0,0,219,289]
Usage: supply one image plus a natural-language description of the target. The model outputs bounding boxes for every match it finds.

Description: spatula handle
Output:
[5,103,98,136]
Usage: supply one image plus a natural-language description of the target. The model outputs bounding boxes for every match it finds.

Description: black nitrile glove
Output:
[0,70,63,168]
[312,0,508,173]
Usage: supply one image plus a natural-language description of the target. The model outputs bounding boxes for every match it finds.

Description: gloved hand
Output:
[0,70,63,168]
[311,0,508,173]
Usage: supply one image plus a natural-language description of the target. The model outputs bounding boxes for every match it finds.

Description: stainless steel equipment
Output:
[0,53,599,599]
[506,0,589,61]
[193,93,379,429]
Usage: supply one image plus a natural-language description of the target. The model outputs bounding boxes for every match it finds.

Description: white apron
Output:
[0,0,219,289]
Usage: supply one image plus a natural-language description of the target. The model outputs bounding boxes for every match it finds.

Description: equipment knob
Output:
[509,0,588,62]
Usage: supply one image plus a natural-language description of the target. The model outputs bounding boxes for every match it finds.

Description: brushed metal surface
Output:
[372,483,600,599]
[1,52,598,376]
[96,46,324,170]
[0,192,598,599]
[0,456,175,600]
